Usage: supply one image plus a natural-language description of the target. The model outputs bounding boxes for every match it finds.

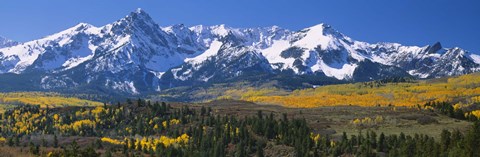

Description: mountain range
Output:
[1,8,479,95]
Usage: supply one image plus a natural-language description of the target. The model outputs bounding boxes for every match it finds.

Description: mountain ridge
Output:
[0,36,19,49]
[0,8,479,95]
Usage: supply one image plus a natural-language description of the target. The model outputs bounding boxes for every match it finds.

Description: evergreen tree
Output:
[440,129,451,151]
[7,137,13,146]
[256,141,265,157]
[378,132,386,152]
[14,136,20,146]
[54,134,59,148]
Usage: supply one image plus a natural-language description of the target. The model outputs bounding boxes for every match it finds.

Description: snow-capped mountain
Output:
[167,23,479,83]
[0,36,19,48]
[0,8,479,95]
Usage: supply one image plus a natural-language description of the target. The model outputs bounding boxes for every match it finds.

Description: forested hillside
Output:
[0,99,479,156]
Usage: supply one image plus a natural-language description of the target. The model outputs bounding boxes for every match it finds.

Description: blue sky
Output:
[1,0,479,52]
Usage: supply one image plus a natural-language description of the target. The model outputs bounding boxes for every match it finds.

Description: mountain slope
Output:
[0,8,478,95]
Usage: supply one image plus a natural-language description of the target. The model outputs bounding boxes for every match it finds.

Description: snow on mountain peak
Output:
[131,8,149,18]
[293,23,348,51]
[189,25,205,33]
[469,54,480,64]
[162,24,187,33]
[135,8,144,14]
[210,24,231,37]
[113,8,157,29]
[304,23,337,35]
[270,25,281,31]
[0,22,103,73]
[0,36,19,48]
[0,9,479,95]
[44,23,98,42]
[307,23,328,30]
[74,23,93,29]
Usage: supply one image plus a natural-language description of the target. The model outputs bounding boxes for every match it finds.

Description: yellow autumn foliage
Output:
[471,96,480,103]
[162,119,180,128]
[91,106,106,115]
[56,119,96,133]
[8,110,44,135]
[0,92,103,113]
[466,110,480,120]
[310,133,321,144]
[352,116,384,126]
[238,73,480,108]
[53,114,60,121]
[214,87,288,101]
[101,137,125,145]
[453,103,464,111]
[375,115,384,124]
[352,119,362,125]
[129,133,190,152]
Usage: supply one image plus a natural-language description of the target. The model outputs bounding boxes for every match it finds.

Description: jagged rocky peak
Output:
[426,42,442,54]
[105,8,161,36]
[127,8,153,22]
[72,23,94,30]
